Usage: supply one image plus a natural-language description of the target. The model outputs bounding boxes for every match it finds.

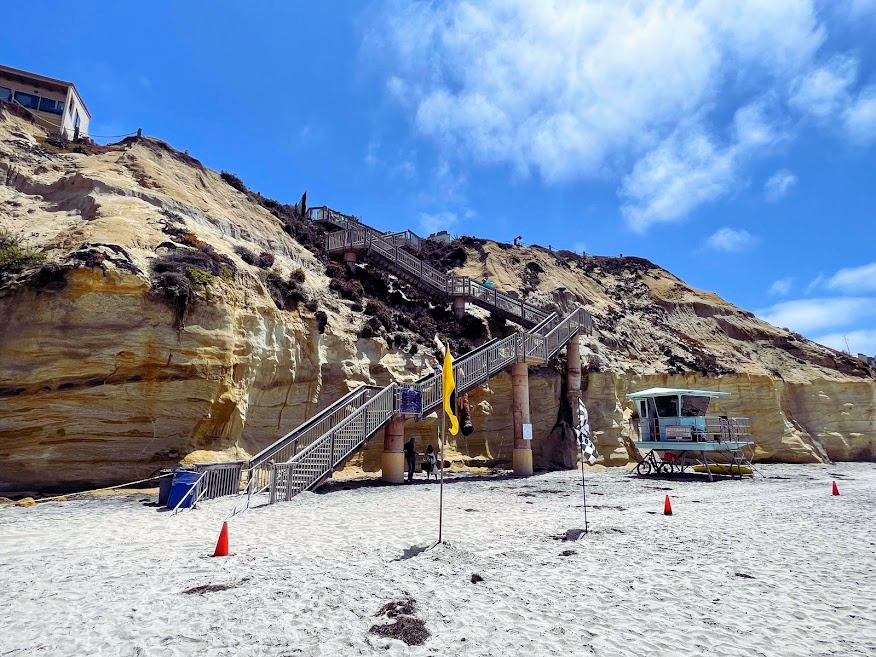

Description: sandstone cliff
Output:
[1,105,873,491]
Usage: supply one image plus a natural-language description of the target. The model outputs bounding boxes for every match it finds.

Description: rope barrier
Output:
[34,472,175,504]
[4,99,140,141]
[88,131,139,139]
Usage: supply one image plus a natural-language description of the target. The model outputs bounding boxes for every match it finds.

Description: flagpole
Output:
[579,442,588,534]
[438,401,445,545]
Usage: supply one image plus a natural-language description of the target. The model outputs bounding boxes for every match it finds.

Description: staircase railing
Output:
[235,207,596,505]
[247,384,381,496]
[270,383,397,502]
[326,227,550,327]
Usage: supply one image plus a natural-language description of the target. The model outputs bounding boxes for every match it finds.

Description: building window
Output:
[14,91,41,110]
[0,86,12,102]
[38,97,64,115]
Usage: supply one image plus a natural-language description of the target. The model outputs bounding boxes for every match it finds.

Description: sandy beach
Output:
[2,463,874,656]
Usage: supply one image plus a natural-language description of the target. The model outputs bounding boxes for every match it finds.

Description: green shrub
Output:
[220,171,248,193]
[258,252,275,268]
[0,228,45,275]
[186,267,215,286]
[264,271,308,310]
[329,278,363,303]
[150,246,236,327]
[234,245,257,265]
[365,300,394,331]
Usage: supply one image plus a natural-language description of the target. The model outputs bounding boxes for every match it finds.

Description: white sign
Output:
[522,424,532,441]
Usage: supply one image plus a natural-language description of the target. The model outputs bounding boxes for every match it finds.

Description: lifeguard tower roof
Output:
[625,387,730,399]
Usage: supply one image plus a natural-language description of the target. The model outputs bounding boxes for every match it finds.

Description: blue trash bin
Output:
[157,469,174,505]
[167,470,200,509]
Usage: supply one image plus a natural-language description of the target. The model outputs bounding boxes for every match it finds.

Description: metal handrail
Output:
[192,461,244,501]
[234,207,596,505]
[270,383,398,502]
[326,226,551,327]
[248,384,381,495]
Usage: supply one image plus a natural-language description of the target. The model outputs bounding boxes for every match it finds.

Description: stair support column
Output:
[381,415,406,483]
[452,296,466,319]
[512,362,533,476]
[343,250,357,271]
[567,334,582,423]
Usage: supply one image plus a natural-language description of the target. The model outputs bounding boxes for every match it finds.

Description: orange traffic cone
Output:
[663,495,673,516]
[212,521,229,557]
[832,481,840,496]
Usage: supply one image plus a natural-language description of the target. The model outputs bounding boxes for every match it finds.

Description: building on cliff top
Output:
[0,63,90,139]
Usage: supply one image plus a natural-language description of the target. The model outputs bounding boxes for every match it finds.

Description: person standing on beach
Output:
[423,444,437,481]
[403,438,416,483]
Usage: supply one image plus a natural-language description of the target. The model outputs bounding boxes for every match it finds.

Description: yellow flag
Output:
[442,346,459,436]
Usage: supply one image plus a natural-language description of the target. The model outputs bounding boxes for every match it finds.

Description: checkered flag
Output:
[575,399,599,465]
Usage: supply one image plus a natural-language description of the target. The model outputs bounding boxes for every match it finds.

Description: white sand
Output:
[1,463,875,656]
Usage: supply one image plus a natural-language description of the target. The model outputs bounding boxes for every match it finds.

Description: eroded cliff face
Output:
[1,106,874,491]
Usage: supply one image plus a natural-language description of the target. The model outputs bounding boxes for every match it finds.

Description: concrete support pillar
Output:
[511,361,533,476]
[452,296,466,319]
[343,251,357,271]
[381,415,406,483]
[567,335,582,427]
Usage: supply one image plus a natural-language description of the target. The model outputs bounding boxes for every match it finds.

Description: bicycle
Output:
[635,450,676,476]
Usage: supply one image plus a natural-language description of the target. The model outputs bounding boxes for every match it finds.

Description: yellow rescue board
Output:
[692,464,752,475]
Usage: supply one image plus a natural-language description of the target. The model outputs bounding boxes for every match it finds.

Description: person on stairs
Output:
[403,438,417,483]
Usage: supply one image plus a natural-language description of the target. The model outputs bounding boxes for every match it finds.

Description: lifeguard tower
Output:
[626,387,755,480]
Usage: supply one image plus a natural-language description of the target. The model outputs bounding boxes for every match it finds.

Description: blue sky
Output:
[3,1,876,355]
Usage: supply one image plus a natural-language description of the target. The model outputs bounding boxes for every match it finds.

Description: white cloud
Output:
[364,138,380,168]
[764,169,797,201]
[706,227,758,252]
[813,329,876,355]
[805,272,825,294]
[789,55,857,118]
[419,211,458,235]
[849,0,876,19]
[374,0,830,228]
[768,277,793,296]
[620,128,736,230]
[843,85,876,145]
[756,297,876,333]
[620,104,781,230]
[826,262,876,293]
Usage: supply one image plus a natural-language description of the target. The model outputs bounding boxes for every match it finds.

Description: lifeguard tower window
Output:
[639,401,648,417]
[680,395,710,417]
[654,395,679,418]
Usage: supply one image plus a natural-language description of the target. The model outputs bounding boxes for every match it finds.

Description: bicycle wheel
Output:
[636,459,653,476]
[659,461,676,476]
